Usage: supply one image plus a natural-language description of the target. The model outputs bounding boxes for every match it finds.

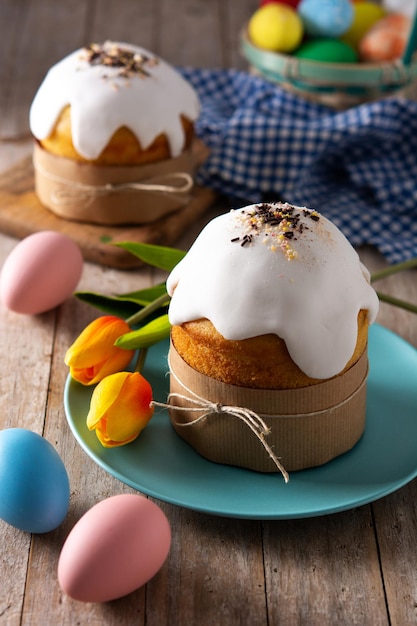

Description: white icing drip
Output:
[167,203,379,379]
[29,41,200,159]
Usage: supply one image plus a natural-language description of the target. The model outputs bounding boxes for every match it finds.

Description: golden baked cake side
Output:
[171,309,369,390]
[39,105,195,165]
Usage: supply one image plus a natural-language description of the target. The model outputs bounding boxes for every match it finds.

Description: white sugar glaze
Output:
[29,41,200,159]
[167,203,379,379]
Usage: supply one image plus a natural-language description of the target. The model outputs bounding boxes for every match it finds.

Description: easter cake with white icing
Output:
[166,202,379,476]
[29,41,200,224]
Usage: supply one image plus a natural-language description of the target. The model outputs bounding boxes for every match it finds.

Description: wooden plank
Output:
[221,0,256,70]
[0,522,31,626]
[0,0,25,135]
[158,0,223,68]
[0,150,216,268]
[1,2,416,625]
[372,481,417,626]
[17,262,268,625]
[20,286,147,624]
[0,0,93,139]
[11,253,267,625]
[355,248,417,625]
[149,505,267,625]
[0,139,32,173]
[0,236,58,625]
[88,0,157,51]
[262,508,389,625]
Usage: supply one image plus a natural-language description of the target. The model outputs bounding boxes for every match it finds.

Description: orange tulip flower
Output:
[86,371,154,447]
[65,316,134,385]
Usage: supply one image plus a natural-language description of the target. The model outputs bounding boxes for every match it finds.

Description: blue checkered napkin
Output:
[180,68,417,264]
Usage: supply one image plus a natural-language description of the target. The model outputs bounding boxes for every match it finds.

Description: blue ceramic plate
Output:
[64,324,417,519]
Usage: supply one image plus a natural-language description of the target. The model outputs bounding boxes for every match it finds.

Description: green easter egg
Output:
[295,38,358,63]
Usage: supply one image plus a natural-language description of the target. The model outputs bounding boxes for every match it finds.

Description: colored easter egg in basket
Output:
[248,4,304,52]
[0,230,83,314]
[58,494,171,602]
[298,0,354,38]
[341,2,386,49]
[0,428,70,533]
[359,13,411,62]
[260,0,300,7]
[295,38,358,63]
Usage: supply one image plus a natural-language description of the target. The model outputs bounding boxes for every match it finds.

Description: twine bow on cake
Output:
[151,393,290,483]
[33,157,193,209]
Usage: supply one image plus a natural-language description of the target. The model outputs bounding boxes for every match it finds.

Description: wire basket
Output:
[240,22,417,109]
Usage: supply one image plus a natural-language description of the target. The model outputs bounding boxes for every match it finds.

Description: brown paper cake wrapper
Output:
[167,342,369,477]
[33,143,196,225]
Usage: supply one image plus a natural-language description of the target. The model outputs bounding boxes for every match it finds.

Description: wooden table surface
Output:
[1,2,417,625]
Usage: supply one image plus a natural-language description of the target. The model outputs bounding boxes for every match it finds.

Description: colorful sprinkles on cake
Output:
[230,202,320,260]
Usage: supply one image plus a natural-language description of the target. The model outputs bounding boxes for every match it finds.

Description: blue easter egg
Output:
[298,0,354,38]
[0,429,70,533]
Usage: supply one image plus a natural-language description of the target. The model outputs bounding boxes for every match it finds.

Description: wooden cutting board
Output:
[0,153,216,268]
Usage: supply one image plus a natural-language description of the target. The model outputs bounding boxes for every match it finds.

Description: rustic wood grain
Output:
[0,155,216,268]
[263,510,389,626]
[0,0,91,140]
[21,289,147,625]
[151,507,267,626]
[220,0,256,69]
[89,0,157,50]
[0,1,416,625]
[373,480,417,626]
[0,236,57,626]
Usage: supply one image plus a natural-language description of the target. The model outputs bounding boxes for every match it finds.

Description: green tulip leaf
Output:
[75,283,169,318]
[115,314,171,349]
[74,292,141,318]
[120,283,168,304]
[114,241,186,271]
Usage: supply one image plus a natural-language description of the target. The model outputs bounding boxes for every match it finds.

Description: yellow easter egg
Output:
[342,2,386,49]
[248,4,304,53]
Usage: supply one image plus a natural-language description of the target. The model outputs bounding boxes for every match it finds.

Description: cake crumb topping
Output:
[230,202,320,260]
[80,42,159,79]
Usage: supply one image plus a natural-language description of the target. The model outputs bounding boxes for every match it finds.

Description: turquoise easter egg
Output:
[298,0,353,38]
[0,429,70,533]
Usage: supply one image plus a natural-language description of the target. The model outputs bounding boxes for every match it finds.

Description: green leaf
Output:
[115,314,171,349]
[114,242,186,271]
[120,283,168,305]
[75,292,140,318]
[75,283,168,318]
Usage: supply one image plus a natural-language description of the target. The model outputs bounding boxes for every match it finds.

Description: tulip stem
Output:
[126,293,170,326]
[134,348,148,373]
[371,257,417,282]
[376,291,417,314]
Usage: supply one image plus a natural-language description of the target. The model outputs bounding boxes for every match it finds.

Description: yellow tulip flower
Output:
[86,371,154,447]
[65,316,134,385]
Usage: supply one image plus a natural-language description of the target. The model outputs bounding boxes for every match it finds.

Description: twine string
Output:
[152,353,368,483]
[151,356,290,482]
[33,158,193,208]
[151,395,289,483]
